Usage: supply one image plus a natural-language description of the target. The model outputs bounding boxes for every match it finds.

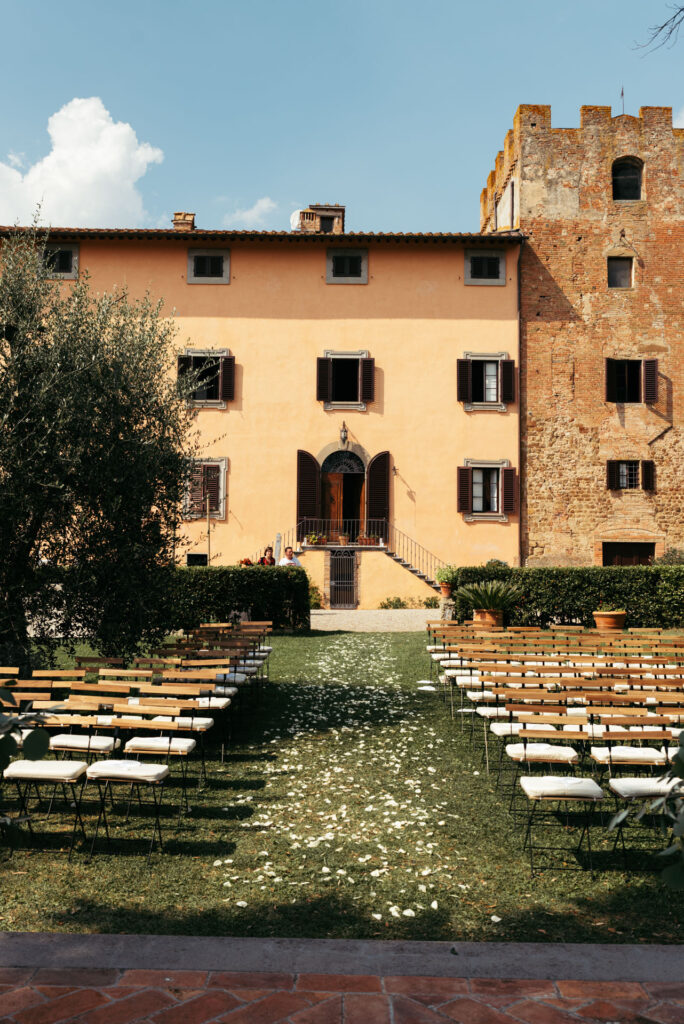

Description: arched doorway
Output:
[321,450,365,541]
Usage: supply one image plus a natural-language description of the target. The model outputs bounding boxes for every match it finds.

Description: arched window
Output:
[612,157,643,201]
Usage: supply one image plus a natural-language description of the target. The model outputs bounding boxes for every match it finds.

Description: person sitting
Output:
[258,546,276,566]
[278,545,301,567]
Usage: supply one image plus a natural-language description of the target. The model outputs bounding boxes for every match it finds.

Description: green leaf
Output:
[0,732,17,770]
[608,808,630,830]
[22,728,49,760]
[0,688,16,705]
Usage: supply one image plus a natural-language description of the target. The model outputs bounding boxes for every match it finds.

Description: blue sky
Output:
[0,0,681,232]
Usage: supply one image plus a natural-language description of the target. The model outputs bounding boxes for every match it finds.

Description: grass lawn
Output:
[2,630,683,942]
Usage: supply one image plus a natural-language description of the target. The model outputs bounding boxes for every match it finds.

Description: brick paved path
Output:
[1,968,683,1023]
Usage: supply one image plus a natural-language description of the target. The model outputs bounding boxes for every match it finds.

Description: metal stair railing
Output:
[251,520,445,587]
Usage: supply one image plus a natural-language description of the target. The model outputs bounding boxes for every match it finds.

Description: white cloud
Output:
[7,151,24,169]
[674,105,684,128]
[0,97,163,227]
[223,196,276,228]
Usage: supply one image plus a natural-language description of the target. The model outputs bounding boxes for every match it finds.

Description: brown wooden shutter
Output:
[641,460,655,492]
[360,357,375,402]
[457,359,472,402]
[316,358,332,402]
[457,466,472,513]
[366,451,390,538]
[643,359,658,404]
[297,450,320,538]
[606,460,619,490]
[500,360,515,404]
[605,358,617,402]
[204,465,221,513]
[219,355,235,402]
[501,467,517,514]
[188,464,204,517]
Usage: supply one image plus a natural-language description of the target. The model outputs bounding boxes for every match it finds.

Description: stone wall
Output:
[482,104,684,565]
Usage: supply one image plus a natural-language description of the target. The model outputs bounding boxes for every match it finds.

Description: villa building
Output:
[481,104,684,566]
[35,206,521,606]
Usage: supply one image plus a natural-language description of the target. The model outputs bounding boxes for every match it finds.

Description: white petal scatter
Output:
[0,97,163,227]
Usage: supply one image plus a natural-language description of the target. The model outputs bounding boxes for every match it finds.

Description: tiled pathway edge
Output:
[1,935,683,1024]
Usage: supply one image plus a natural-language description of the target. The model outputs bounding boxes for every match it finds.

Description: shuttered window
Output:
[366,451,390,539]
[43,244,79,279]
[186,463,224,518]
[605,358,658,404]
[178,353,235,403]
[606,460,640,490]
[457,358,515,405]
[187,249,230,283]
[297,450,321,539]
[642,460,655,492]
[316,356,375,405]
[458,465,516,516]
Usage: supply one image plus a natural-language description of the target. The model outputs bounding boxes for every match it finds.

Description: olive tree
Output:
[0,227,199,667]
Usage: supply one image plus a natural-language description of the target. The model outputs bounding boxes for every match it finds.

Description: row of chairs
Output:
[0,621,274,860]
[423,622,684,873]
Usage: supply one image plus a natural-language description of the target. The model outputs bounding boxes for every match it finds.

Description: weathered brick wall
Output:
[483,104,684,565]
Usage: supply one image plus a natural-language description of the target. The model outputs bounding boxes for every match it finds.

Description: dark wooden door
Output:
[321,472,344,539]
[330,550,356,608]
[602,542,655,566]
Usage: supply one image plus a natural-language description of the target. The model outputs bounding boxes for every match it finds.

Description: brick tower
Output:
[482,104,684,565]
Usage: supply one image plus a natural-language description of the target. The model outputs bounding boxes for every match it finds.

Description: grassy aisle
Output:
[2,631,683,942]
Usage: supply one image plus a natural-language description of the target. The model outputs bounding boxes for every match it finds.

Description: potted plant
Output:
[592,602,627,631]
[436,567,454,599]
[454,579,522,628]
[338,533,349,546]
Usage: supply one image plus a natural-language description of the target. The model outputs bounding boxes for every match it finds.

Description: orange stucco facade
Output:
[40,223,521,606]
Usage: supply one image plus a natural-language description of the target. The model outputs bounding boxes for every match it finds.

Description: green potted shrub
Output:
[592,602,627,631]
[454,579,522,628]
[436,567,455,598]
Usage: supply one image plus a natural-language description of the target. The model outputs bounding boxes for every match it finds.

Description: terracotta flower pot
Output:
[472,608,504,629]
[592,610,626,631]
[439,582,453,598]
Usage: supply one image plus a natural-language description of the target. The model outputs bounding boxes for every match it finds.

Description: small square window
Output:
[606,358,641,402]
[186,553,208,567]
[464,249,505,287]
[187,249,230,284]
[326,248,368,285]
[607,257,633,289]
[43,244,78,280]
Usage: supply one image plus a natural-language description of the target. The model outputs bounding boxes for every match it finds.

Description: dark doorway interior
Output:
[602,542,655,566]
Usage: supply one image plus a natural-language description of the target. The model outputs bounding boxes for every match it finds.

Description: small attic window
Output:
[612,157,642,201]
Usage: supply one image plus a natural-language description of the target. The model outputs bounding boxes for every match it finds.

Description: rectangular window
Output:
[326,248,368,284]
[185,461,226,519]
[316,354,375,406]
[43,244,79,280]
[607,460,640,490]
[332,254,363,278]
[465,249,505,287]
[187,249,230,284]
[606,358,641,403]
[472,468,499,513]
[470,361,500,403]
[178,352,235,404]
[607,256,633,289]
[186,553,208,567]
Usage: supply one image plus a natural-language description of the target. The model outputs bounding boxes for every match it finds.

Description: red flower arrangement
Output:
[239,557,253,566]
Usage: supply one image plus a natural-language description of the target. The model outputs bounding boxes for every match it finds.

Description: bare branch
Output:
[640,4,684,51]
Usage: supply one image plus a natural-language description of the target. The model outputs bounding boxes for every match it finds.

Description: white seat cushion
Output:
[563,724,606,738]
[520,775,604,801]
[467,690,495,702]
[426,645,443,653]
[590,745,666,765]
[214,686,238,697]
[216,672,247,684]
[151,715,213,730]
[124,737,196,755]
[491,722,555,737]
[50,734,120,753]
[4,759,88,783]
[506,742,578,764]
[664,746,682,761]
[476,707,510,719]
[197,696,230,709]
[86,759,169,783]
[609,777,681,800]
[258,645,273,653]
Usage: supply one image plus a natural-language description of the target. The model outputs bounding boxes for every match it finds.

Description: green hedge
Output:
[438,565,684,629]
[168,566,310,633]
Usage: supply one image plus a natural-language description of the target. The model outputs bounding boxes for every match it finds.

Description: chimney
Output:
[294,204,345,234]
[173,211,196,231]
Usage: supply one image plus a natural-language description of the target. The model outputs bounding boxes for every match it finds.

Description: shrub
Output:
[379,596,408,609]
[455,579,523,612]
[308,580,324,610]
[435,564,684,628]
[423,596,440,608]
[655,548,684,565]
[166,565,310,634]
